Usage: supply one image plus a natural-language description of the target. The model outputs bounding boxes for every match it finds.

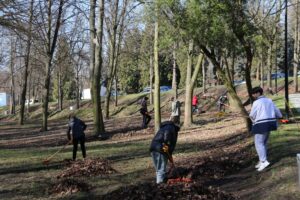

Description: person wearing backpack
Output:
[67,114,87,161]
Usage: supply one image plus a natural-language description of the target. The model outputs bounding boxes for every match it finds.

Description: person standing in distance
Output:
[170,97,181,125]
[140,96,152,128]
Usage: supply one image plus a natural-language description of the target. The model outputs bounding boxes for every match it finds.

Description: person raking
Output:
[149,117,180,184]
[67,114,87,161]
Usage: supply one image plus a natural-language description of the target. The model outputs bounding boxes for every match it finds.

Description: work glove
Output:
[162,144,169,153]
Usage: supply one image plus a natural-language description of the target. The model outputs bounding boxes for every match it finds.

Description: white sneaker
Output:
[257,161,270,172]
[255,161,261,169]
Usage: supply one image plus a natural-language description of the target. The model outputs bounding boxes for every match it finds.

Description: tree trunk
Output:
[91,0,105,136]
[231,49,235,83]
[19,0,34,125]
[58,68,63,111]
[172,42,178,99]
[149,54,154,105]
[294,0,299,93]
[184,40,194,127]
[267,44,273,88]
[9,39,16,115]
[202,58,206,93]
[105,0,119,119]
[76,68,80,109]
[42,0,64,131]
[154,3,161,131]
[260,53,264,88]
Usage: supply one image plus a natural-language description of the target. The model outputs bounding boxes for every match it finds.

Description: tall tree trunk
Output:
[58,68,63,111]
[231,49,235,83]
[42,0,64,131]
[105,0,119,119]
[184,51,204,127]
[91,0,105,136]
[202,58,206,93]
[149,54,154,105]
[294,0,299,93]
[154,3,161,131]
[260,53,264,88]
[76,68,80,109]
[19,0,34,124]
[184,40,194,127]
[256,61,260,81]
[9,40,15,115]
[114,74,118,107]
[267,44,273,88]
[172,42,178,99]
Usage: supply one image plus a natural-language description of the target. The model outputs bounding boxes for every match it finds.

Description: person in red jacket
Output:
[192,95,199,113]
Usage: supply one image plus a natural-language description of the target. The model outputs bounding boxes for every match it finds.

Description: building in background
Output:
[0,92,10,107]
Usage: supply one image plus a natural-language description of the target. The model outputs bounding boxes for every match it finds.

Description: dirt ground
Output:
[1,85,300,199]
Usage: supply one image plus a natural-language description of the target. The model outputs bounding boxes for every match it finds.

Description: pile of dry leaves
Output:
[51,178,90,196]
[57,157,117,178]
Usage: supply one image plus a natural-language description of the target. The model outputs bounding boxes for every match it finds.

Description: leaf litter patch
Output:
[57,157,117,178]
[101,182,237,200]
[51,157,117,196]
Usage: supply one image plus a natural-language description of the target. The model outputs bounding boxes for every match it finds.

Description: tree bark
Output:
[105,0,119,119]
[149,54,154,105]
[294,0,299,93]
[9,39,16,115]
[19,0,34,125]
[267,44,273,88]
[183,40,194,127]
[172,42,178,99]
[42,0,64,131]
[154,2,161,131]
[91,0,105,136]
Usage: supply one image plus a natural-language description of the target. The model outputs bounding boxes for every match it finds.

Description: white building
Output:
[81,86,107,100]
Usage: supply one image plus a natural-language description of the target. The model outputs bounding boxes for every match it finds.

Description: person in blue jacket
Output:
[250,87,282,172]
[149,118,180,184]
[67,114,87,161]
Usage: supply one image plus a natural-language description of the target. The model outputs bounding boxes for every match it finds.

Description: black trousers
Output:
[73,136,86,160]
[142,113,152,128]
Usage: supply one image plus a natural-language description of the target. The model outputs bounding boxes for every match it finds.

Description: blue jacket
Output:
[67,117,87,139]
[149,121,179,155]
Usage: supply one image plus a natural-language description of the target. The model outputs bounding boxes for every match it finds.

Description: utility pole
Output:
[285,0,289,119]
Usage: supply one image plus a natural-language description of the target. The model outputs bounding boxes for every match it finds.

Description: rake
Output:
[42,140,72,165]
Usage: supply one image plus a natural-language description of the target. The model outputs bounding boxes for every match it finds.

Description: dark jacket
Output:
[140,98,148,114]
[67,117,87,140]
[149,121,179,155]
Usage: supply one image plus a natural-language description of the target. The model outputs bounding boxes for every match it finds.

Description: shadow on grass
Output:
[0,161,65,175]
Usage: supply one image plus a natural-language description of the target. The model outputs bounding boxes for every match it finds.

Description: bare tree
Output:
[19,0,34,125]
[90,0,105,136]
[41,0,65,131]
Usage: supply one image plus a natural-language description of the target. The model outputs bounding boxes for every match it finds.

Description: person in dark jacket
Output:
[67,114,87,161]
[140,97,151,128]
[149,118,180,184]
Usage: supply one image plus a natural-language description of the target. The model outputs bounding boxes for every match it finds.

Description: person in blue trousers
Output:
[249,87,282,172]
[149,118,180,184]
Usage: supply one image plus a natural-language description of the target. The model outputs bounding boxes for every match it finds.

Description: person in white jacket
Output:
[249,87,282,172]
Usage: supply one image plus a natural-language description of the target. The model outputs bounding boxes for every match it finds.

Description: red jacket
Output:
[192,96,198,106]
